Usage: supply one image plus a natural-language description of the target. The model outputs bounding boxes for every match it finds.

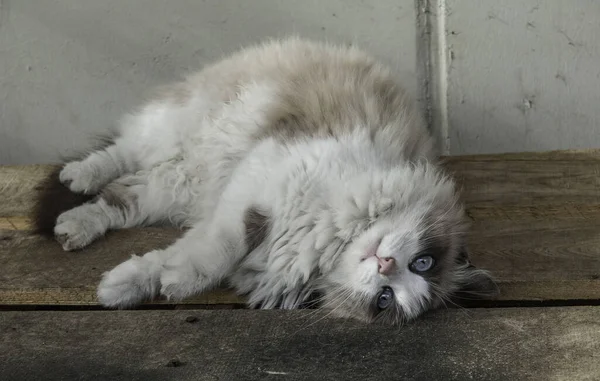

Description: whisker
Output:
[297,283,354,321]
[299,288,356,330]
[419,195,462,234]
[429,284,471,317]
[418,230,470,242]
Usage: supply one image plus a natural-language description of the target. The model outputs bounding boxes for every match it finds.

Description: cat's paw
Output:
[60,161,104,194]
[160,264,201,301]
[54,207,105,251]
[97,254,160,308]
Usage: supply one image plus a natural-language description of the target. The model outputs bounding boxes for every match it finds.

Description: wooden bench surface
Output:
[1,149,600,380]
[1,308,599,381]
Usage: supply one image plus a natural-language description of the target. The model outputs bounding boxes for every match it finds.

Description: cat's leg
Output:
[60,105,183,194]
[158,202,254,301]
[59,138,138,195]
[96,214,249,308]
[54,163,195,251]
[97,168,266,308]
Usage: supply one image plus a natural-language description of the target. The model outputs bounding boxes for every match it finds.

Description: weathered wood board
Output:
[0,164,53,218]
[1,150,599,380]
[0,229,243,306]
[1,149,600,306]
[1,307,599,381]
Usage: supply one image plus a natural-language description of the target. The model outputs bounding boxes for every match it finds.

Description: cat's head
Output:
[321,162,498,324]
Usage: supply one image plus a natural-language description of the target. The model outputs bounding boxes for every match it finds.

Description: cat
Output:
[33,37,497,324]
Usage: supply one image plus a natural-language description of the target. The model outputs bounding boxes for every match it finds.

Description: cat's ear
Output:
[453,247,499,300]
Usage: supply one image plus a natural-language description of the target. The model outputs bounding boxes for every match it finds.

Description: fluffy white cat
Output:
[34,37,496,324]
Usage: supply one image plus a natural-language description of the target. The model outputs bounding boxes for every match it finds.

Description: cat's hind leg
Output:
[59,138,137,195]
[60,103,184,195]
[54,162,197,251]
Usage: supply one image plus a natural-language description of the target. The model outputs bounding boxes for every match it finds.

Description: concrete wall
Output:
[0,0,599,163]
[443,0,600,154]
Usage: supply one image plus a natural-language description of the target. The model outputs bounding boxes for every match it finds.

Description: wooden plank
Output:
[1,149,600,305]
[0,164,54,217]
[443,149,600,300]
[0,229,243,306]
[0,216,30,230]
[469,217,600,283]
[444,149,600,205]
[1,225,598,305]
[0,307,598,381]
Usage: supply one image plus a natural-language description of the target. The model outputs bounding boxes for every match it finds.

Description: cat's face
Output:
[322,166,497,324]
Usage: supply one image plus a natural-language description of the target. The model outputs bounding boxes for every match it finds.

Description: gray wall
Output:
[1,0,599,164]
[443,0,600,154]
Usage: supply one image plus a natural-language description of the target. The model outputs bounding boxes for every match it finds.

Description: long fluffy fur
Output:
[33,37,496,323]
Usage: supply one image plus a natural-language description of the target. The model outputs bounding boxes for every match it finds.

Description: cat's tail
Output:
[31,166,94,237]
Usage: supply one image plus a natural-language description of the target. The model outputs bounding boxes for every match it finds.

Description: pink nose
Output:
[378,256,396,275]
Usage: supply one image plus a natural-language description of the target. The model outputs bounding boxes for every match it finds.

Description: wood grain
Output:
[444,150,600,205]
[1,307,599,381]
[0,227,597,305]
[1,149,600,305]
[0,216,30,230]
[444,149,600,299]
[0,164,54,217]
[0,228,243,306]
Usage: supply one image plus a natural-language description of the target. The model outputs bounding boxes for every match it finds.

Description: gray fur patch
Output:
[244,207,270,254]
[98,183,137,211]
[254,55,432,164]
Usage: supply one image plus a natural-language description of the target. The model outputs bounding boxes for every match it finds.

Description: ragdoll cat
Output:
[34,37,497,324]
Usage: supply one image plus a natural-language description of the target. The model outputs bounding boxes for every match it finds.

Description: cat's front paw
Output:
[54,206,105,251]
[60,161,104,194]
[160,264,201,301]
[97,254,160,308]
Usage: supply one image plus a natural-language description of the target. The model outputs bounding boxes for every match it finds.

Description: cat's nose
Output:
[378,256,396,275]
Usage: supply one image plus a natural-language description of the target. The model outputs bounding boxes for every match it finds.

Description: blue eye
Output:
[376,286,394,310]
[410,255,435,273]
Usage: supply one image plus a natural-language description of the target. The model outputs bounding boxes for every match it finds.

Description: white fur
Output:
[50,38,481,323]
